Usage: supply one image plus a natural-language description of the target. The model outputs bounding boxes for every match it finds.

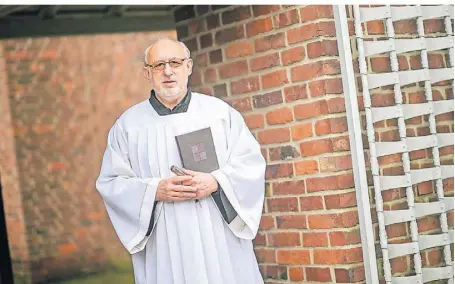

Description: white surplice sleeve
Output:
[211,107,266,240]
[95,121,161,254]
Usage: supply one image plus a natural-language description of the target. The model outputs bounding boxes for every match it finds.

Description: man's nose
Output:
[163,63,173,76]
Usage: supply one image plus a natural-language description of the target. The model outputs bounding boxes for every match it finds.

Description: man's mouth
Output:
[163,80,176,84]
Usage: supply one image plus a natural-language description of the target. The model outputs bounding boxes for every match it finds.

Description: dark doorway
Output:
[0,180,14,284]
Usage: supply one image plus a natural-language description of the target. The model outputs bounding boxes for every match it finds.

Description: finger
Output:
[170,175,193,183]
[181,168,196,176]
[169,184,198,192]
[182,180,194,186]
[170,191,197,199]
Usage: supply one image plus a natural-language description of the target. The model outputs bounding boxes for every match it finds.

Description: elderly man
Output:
[96,37,266,284]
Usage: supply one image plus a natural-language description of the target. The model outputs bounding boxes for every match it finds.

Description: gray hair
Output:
[143,36,191,65]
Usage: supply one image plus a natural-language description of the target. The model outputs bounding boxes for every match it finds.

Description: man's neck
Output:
[155,88,187,110]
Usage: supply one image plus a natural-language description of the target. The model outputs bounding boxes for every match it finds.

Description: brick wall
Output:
[1,29,176,282]
[174,5,366,283]
[349,5,454,281]
[0,41,31,284]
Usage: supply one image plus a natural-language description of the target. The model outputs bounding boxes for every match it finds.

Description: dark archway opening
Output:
[0,180,14,284]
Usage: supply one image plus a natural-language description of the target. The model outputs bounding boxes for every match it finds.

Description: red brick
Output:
[253,232,267,246]
[252,5,280,17]
[253,90,283,108]
[394,19,417,34]
[324,191,357,209]
[329,229,361,246]
[261,70,289,89]
[306,173,354,193]
[254,32,286,53]
[308,211,359,229]
[313,247,363,264]
[390,256,408,273]
[244,114,264,129]
[273,9,299,28]
[307,40,339,58]
[299,196,323,211]
[255,248,276,263]
[276,214,307,229]
[309,80,326,97]
[327,97,346,113]
[300,5,333,22]
[273,180,305,195]
[428,53,445,69]
[295,160,319,176]
[267,197,299,212]
[289,267,304,281]
[247,17,273,37]
[265,163,294,180]
[219,60,249,78]
[306,267,332,282]
[225,41,254,59]
[277,250,311,265]
[287,23,319,44]
[291,61,323,82]
[417,215,441,233]
[318,21,336,37]
[189,69,202,87]
[284,84,307,102]
[294,100,328,120]
[258,128,290,145]
[266,107,293,125]
[291,122,313,140]
[204,68,218,83]
[300,138,333,157]
[195,53,208,68]
[331,136,351,151]
[371,57,392,73]
[269,145,300,161]
[367,20,385,35]
[227,97,252,112]
[322,59,341,75]
[250,52,280,71]
[269,232,301,246]
[221,6,252,25]
[335,266,365,283]
[319,155,353,172]
[214,26,245,44]
[231,76,260,95]
[315,119,331,136]
[424,19,445,33]
[259,215,275,230]
[281,46,306,66]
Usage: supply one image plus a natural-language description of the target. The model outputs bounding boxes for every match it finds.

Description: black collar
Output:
[149,88,192,116]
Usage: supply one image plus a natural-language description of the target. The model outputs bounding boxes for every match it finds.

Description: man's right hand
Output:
[155,176,197,202]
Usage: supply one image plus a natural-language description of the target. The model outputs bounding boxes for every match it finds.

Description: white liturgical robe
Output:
[96,92,266,284]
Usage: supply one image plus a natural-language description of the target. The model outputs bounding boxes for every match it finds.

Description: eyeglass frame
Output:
[144,57,191,72]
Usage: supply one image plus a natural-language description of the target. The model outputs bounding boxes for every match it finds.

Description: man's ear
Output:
[142,67,151,82]
[187,59,193,76]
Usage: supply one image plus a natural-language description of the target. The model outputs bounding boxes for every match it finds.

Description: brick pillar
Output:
[0,41,31,284]
[174,5,365,282]
[2,30,176,282]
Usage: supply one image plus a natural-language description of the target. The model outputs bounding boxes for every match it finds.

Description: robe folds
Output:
[96,92,266,284]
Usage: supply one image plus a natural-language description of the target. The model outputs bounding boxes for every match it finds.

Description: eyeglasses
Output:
[145,58,189,72]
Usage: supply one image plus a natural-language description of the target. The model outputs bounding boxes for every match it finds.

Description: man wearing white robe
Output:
[96,37,266,284]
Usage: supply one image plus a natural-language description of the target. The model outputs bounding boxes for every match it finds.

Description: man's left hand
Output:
[181,168,218,200]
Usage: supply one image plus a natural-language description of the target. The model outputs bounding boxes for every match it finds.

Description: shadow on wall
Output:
[0,29,176,283]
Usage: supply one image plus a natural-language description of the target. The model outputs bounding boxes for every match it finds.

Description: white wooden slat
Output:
[371,105,401,123]
[395,38,425,54]
[426,36,454,52]
[449,6,454,19]
[449,230,454,243]
[363,39,394,56]
[437,133,454,148]
[379,175,411,191]
[399,69,430,86]
[359,6,390,23]
[419,233,451,250]
[367,72,399,89]
[441,165,454,180]
[392,275,422,284]
[406,135,438,152]
[375,141,407,157]
[410,167,441,185]
[433,100,454,116]
[402,103,432,120]
[391,6,421,21]
[430,67,454,84]
[414,201,445,218]
[383,209,415,226]
[387,242,419,259]
[422,266,453,282]
[421,5,452,20]
[444,197,454,211]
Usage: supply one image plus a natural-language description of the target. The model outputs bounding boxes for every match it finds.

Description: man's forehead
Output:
[148,40,186,61]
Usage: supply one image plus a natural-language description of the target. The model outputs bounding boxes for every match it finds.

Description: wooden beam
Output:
[0,14,176,39]
[0,5,30,18]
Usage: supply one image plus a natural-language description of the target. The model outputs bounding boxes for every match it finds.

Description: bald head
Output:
[144,37,191,65]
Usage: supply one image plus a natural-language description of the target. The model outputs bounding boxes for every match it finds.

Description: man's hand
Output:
[156,176,197,202]
[181,169,218,200]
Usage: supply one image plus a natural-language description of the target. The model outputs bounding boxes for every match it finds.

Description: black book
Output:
[175,127,237,223]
